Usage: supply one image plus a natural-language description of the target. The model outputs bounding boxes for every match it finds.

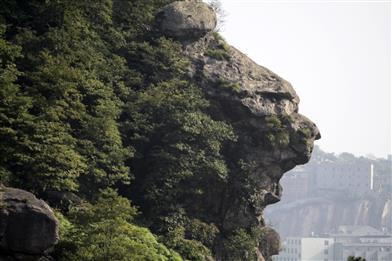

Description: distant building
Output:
[336,225,385,236]
[278,148,392,201]
[312,161,373,196]
[334,241,392,261]
[272,237,335,261]
[273,226,392,261]
[280,167,312,202]
[333,226,392,261]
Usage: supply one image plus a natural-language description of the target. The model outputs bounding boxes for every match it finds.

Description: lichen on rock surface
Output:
[155,1,320,260]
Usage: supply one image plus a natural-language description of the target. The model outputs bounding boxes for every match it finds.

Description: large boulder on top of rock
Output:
[0,186,59,256]
[155,0,217,41]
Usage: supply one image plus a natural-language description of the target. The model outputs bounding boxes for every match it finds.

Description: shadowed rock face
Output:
[0,186,58,260]
[157,2,320,260]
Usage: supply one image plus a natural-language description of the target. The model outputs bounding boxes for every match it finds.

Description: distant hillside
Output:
[265,147,392,237]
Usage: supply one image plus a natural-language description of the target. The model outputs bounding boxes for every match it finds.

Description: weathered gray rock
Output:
[183,32,320,261]
[185,32,319,199]
[0,186,58,258]
[156,2,320,260]
[185,34,302,117]
[155,0,217,41]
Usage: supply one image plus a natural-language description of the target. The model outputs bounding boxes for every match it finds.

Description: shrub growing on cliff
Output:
[164,226,212,261]
[216,77,241,92]
[264,115,290,147]
[55,189,182,261]
[205,32,231,61]
[223,228,258,261]
[206,48,231,61]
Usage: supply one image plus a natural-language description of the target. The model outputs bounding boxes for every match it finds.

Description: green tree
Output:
[0,22,31,183]
[123,79,236,223]
[223,228,258,261]
[1,0,137,194]
[164,226,211,261]
[57,189,183,261]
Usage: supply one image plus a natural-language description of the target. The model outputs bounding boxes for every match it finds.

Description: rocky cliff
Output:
[0,1,320,260]
[156,1,320,260]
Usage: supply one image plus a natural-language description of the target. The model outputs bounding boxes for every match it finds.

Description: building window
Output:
[324,249,328,255]
[324,240,329,246]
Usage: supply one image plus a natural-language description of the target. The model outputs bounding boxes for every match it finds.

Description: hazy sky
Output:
[214,0,391,158]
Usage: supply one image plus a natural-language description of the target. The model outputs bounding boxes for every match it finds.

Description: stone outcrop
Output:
[155,1,320,260]
[156,0,217,41]
[0,186,59,260]
[191,34,319,261]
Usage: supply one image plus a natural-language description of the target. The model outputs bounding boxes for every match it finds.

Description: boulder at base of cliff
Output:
[0,186,58,260]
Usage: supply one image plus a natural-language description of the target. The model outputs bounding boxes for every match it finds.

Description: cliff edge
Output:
[156,1,320,260]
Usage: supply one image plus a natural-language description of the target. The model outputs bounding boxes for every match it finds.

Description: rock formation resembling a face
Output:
[156,1,320,260]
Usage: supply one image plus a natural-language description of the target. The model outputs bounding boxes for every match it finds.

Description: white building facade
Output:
[334,241,392,261]
[272,237,335,261]
[273,229,392,261]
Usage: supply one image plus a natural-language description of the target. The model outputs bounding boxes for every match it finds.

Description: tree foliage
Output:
[54,189,182,261]
[0,0,254,260]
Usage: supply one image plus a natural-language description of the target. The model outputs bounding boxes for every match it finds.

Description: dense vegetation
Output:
[0,0,268,260]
